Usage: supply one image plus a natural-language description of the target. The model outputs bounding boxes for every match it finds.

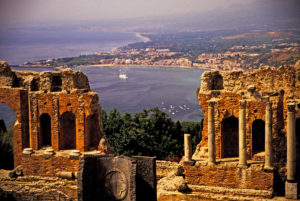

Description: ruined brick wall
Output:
[184,161,274,191]
[191,62,300,195]
[22,150,80,176]
[0,61,106,174]
[193,63,300,163]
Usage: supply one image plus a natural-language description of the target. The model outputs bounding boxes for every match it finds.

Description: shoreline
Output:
[134,32,151,43]
[16,64,209,71]
[80,64,205,70]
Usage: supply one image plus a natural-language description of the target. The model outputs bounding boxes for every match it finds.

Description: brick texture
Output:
[0,61,106,176]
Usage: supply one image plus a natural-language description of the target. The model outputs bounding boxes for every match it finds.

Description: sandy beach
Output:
[135,32,151,42]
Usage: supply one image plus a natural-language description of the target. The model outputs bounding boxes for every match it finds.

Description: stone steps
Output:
[189,184,273,200]
[158,190,281,201]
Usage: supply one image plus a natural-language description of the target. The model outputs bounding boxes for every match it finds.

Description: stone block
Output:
[285,182,298,200]
[69,150,81,160]
[78,155,137,201]
[43,148,55,159]
[22,148,34,158]
[78,155,157,201]
[133,156,157,201]
[183,161,195,166]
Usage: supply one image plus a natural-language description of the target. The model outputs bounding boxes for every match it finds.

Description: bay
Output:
[0,66,205,127]
[76,66,205,122]
[0,31,141,65]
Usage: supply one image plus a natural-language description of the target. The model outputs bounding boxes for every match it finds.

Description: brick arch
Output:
[0,88,29,167]
[221,116,239,158]
[85,114,100,150]
[39,113,51,148]
[60,111,76,150]
[252,119,265,155]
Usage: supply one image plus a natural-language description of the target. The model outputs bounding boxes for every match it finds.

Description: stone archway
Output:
[222,116,239,158]
[0,119,6,133]
[0,102,16,169]
[0,87,29,168]
[252,119,265,154]
[39,113,51,148]
[60,111,76,149]
[86,114,100,150]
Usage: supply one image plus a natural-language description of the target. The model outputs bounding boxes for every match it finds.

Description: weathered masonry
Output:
[0,61,106,176]
[189,62,300,199]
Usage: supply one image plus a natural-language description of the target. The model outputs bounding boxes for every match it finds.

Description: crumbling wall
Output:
[184,161,274,191]
[194,63,300,161]
[200,65,300,98]
[21,150,80,177]
[0,169,77,201]
[193,62,300,195]
[0,61,106,174]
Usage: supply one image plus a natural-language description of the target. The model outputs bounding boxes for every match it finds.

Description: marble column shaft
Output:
[184,133,192,162]
[287,103,296,181]
[239,100,247,167]
[208,100,216,164]
[264,101,273,169]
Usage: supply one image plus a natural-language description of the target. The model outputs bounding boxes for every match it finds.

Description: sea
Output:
[0,30,141,65]
[0,30,205,128]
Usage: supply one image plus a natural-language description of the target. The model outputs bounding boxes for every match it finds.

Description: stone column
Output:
[264,101,273,170]
[238,100,247,168]
[184,134,192,161]
[285,103,298,199]
[184,134,194,165]
[207,100,216,165]
[287,103,296,181]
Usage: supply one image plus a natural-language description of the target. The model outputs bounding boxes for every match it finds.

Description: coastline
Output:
[80,64,205,70]
[16,63,208,71]
[12,32,207,71]
[134,32,151,43]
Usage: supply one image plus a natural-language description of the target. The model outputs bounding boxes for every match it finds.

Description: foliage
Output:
[180,120,203,152]
[102,107,203,160]
[0,122,14,170]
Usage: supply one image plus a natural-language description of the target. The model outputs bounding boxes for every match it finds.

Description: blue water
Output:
[0,29,205,126]
[76,66,205,122]
[0,31,141,65]
[0,66,205,127]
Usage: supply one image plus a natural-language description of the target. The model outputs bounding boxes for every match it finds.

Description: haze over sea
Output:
[0,31,205,126]
[0,30,142,65]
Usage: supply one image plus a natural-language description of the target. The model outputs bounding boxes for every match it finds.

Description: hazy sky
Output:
[0,0,252,25]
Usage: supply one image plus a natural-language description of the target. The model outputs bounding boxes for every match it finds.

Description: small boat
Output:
[119,70,128,79]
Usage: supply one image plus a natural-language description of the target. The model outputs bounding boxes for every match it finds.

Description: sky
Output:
[0,0,253,25]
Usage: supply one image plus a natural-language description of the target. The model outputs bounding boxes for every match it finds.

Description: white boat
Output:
[119,70,128,79]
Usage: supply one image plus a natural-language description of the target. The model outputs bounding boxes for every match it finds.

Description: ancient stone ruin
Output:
[0,61,107,177]
[78,155,156,201]
[187,62,300,199]
[1,59,300,200]
[0,61,158,201]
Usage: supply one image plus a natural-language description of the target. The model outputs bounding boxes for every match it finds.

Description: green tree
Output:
[181,119,203,152]
[102,107,203,160]
[0,122,14,169]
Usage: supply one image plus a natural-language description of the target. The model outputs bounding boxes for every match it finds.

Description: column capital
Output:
[263,96,270,102]
[266,101,272,111]
[287,103,296,112]
[239,100,246,109]
[208,100,216,107]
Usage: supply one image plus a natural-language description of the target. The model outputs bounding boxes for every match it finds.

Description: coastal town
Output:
[20,31,300,71]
